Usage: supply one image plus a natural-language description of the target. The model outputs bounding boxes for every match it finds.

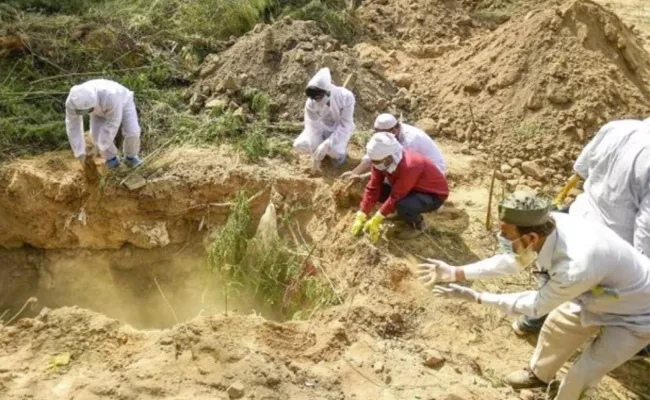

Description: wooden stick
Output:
[486,167,497,230]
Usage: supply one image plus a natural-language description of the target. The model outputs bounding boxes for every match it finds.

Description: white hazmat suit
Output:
[293,68,356,167]
[570,119,650,256]
[65,79,142,162]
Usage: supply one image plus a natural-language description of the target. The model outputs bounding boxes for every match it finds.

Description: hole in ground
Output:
[0,243,245,329]
[0,207,335,329]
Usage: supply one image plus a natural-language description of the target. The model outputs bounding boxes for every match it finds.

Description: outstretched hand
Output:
[432,283,479,303]
[417,259,457,287]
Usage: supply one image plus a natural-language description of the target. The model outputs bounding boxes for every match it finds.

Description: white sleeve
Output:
[65,104,86,158]
[426,139,447,175]
[635,195,650,256]
[634,151,650,256]
[462,254,520,281]
[573,123,613,179]
[329,95,355,149]
[479,267,602,318]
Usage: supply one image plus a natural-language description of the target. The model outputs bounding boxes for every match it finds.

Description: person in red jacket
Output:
[351,132,449,241]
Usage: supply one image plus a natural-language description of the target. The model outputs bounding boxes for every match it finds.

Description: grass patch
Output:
[515,122,544,139]
[290,0,361,44]
[239,122,293,162]
[207,192,339,319]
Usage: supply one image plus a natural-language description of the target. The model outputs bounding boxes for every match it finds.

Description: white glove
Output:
[432,284,479,303]
[313,139,331,162]
[417,259,457,287]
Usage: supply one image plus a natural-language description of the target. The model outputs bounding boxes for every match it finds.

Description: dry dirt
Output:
[1,138,648,400]
[2,0,650,399]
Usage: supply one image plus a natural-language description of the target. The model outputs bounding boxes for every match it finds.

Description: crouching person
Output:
[293,68,355,171]
[350,132,449,241]
[420,191,650,399]
[65,79,143,169]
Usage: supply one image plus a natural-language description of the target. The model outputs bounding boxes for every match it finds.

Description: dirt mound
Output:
[191,19,402,123]
[357,0,544,46]
[361,0,650,192]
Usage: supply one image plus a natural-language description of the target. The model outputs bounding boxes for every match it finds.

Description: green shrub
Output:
[6,0,104,14]
[238,122,293,162]
[207,192,339,318]
[291,0,361,44]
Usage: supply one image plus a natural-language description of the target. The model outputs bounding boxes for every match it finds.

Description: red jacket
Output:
[360,150,449,216]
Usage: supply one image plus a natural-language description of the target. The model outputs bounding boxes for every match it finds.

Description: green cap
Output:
[498,191,551,227]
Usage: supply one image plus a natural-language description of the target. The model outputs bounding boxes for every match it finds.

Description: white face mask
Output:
[497,233,538,267]
[317,94,329,105]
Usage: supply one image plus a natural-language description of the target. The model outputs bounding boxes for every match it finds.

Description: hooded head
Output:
[68,84,98,115]
[497,190,555,267]
[366,132,404,173]
[306,68,333,106]
[374,113,400,136]
[307,68,333,92]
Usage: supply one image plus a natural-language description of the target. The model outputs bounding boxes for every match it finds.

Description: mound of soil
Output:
[192,19,402,123]
[358,0,650,192]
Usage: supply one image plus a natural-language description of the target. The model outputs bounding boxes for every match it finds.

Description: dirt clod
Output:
[227,381,245,399]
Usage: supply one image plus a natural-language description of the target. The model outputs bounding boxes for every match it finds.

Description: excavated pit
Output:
[0,149,325,328]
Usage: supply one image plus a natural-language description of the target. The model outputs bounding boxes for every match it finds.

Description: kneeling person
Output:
[350,132,449,241]
[293,68,355,170]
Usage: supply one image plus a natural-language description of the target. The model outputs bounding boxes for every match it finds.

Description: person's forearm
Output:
[352,160,371,175]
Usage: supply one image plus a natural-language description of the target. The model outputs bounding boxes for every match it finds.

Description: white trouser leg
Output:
[121,98,141,157]
[91,116,119,160]
[555,326,650,400]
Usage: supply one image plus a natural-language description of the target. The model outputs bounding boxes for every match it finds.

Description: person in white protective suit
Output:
[570,118,650,256]
[341,113,446,180]
[417,191,650,400]
[293,68,356,169]
[65,79,143,169]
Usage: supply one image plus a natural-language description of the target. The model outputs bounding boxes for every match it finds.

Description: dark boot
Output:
[395,219,427,240]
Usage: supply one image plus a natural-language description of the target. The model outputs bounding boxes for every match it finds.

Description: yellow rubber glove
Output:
[351,211,368,236]
[363,212,385,243]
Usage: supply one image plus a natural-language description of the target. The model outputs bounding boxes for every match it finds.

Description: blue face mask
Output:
[497,233,522,255]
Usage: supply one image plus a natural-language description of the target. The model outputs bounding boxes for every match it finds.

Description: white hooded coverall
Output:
[570,119,650,256]
[293,68,356,164]
[65,79,141,160]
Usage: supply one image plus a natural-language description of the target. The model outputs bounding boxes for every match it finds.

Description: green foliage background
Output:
[0,0,359,160]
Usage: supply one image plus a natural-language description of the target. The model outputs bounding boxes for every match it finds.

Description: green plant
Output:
[351,128,373,148]
[207,193,339,319]
[238,122,293,162]
[515,122,543,138]
[6,0,104,14]
[291,0,361,44]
